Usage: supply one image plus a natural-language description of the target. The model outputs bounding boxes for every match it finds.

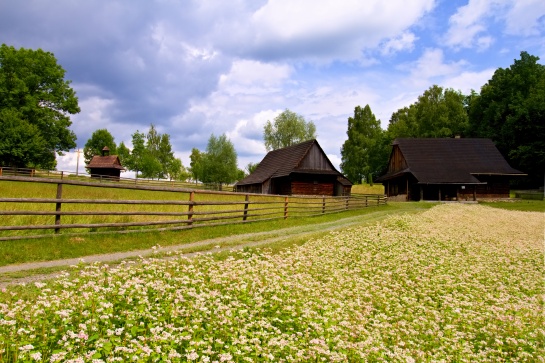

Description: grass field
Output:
[480,199,545,212]
[0,203,542,362]
[351,183,385,194]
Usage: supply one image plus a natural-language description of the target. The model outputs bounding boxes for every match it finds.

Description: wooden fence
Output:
[0,176,387,241]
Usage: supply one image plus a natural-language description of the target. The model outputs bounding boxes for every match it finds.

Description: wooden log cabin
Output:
[86,146,125,180]
[376,138,525,201]
[235,139,352,196]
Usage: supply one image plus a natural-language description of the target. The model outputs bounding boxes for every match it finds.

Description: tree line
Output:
[1,43,543,188]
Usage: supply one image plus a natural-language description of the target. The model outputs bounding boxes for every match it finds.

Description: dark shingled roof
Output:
[87,155,125,170]
[377,138,525,184]
[236,139,349,186]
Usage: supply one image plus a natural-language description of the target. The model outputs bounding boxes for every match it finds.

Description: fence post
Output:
[55,183,63,234]
[345,196,349,210]
[60,171,64,180]
[365,196,368,207]
[284,196,288,219]
[243,194,249,221]
[0,167,2,176]
[188,191,194,226]
[322,196,326,214]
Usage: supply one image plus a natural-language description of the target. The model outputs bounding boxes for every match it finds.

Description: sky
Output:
[1,0,544,176]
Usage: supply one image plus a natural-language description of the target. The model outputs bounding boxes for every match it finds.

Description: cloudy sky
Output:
[1,0,544,175]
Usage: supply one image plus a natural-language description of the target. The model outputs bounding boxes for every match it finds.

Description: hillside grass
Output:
[351,183,385,194]
[0,204,542,362]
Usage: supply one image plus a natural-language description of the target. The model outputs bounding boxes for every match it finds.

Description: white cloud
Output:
[476,36,494,50]
[219,60,293,92]
[71,94,116,141]
[445,0,545,50]
[381,32,418,55]
[245,0,435,60]
[56,150,84,175]
[440,69,496,94]
[444,0,496,49]
[504,0,545,36]
[406,48,467,84]
[327,154,342,171]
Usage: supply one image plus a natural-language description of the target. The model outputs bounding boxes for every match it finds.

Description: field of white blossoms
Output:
[0,204,543,362]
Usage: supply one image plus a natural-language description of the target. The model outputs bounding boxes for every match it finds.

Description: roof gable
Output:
[236,139,347,186]
[87,155,125,170]
[378,138,524,184]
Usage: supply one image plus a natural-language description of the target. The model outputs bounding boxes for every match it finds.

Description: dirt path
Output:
[0,212,393,288]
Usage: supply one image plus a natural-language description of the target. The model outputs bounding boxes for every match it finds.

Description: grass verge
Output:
[479,199,545,212]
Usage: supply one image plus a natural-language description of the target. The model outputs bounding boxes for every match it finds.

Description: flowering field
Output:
[0,204,543,362]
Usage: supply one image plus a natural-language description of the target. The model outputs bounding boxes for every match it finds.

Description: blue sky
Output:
[1,0,544,175]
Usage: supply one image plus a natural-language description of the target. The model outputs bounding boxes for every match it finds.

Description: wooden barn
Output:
[376,138,525,201]
[86,147,125,180]
[235,139,352,196]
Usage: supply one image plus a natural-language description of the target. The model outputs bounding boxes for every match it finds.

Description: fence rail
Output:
[0,167,227,190]
[0,176,387,241]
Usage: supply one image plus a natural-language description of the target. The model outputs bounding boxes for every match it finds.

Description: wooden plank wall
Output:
[291,181,334,196]
[297,144,335,171]
[387,146,407,173]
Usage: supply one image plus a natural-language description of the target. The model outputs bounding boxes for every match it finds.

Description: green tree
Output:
[0,44,80,169]
[340,105,390,183]
[124,131,146,177]
[246,162,259,174]
[157,133,179,180]
[468,51,545,186]
[167,158,190,181]
[145,124,179,179]
[236,168,246,181]
[122,125,184,180]
[415,85,468,137]
[263,109,317,151]
[83,129,117,164]
[201,134,238,190]
[386,104,419,139]
[387,85,468,140]
[116,141,131,167]
[139,152,163,179]
[189,148,204,184]
[0,109,47,168]
[144,124,163,178]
